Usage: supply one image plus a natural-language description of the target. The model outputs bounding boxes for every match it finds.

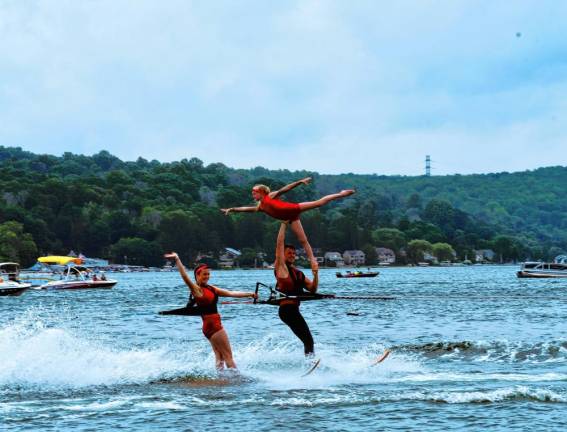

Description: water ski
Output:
[154,375,232,387]
[301,358,321,377]
[154,372,248,387]
[372,349,391,366]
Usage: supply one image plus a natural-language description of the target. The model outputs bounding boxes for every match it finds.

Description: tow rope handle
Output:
[254,281,280,304]
[254,282,261,304]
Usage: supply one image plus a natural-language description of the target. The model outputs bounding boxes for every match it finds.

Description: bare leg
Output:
[298,190,355,212]
[209,341,224,370]
[290,220,318,271]
[210,329,237,369]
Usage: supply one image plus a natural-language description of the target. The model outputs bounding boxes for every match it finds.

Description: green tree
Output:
[361,243,378,265]
[109,237,163,267]
[406,193,423,209]
[432,242,456,262]
[158,210,205,261]
[407,239,432,264]
[0,221,38,266]
[372,228,407,253]
[238,248,263,267]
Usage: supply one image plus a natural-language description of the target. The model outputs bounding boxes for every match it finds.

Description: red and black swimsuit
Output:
[193,285,223,340]
[276,265,306,306]
[260,195,301,221]
[275,265,314,355]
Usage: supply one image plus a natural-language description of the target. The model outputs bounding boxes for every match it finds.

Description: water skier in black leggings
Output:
[274,222,319,355]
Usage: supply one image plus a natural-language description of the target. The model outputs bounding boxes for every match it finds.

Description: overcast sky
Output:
[1,1,566,175]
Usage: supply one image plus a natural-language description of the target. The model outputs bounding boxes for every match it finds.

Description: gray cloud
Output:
[1,0,566,174]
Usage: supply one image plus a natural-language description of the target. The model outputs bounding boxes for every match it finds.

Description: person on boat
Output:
[165,252,257,370]
[273,222,319,356]
[221,177,354,271]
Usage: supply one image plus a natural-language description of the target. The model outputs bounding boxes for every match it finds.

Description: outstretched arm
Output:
[274,222,289,279]
[221,204,260,215]
[164,252,202,297]
[212,286,258,299]
[271,177,311,199]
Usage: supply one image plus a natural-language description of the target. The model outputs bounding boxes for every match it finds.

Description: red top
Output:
[260,195,301,221]
[194,285,218,315]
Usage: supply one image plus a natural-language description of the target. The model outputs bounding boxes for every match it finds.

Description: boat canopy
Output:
[0,263,21,274]
[38,256,84,266]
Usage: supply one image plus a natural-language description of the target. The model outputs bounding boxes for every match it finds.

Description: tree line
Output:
[0,146,565,267]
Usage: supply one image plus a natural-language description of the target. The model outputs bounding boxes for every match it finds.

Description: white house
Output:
[475,249,496,263]
[324,252,345,267]
[343,250,366,266]
[376,247,396,264]
[219,247,242,268]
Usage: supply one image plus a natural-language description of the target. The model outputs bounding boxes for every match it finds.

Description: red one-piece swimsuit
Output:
[260,195,301,221]
[195,285,223,339]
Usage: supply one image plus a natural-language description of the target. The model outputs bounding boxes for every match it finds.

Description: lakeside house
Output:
[343,250,366,266]
[475,249,496,263]
[297,247,325,264]
[423,252,438,265]
[376,247,396,264]
[219,247,241,269]
[324,252,345,267]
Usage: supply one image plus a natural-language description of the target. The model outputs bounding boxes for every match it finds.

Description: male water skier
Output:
[274,221,318,356]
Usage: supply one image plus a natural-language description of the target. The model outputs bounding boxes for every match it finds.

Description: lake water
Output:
[1,266,566,431]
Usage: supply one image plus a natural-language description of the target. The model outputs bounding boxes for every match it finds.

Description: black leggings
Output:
[278,304,314,355]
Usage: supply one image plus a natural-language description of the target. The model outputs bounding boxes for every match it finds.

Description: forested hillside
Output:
[1,146,565,266]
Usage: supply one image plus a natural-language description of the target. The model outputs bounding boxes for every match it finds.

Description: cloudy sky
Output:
[1,0,566,175]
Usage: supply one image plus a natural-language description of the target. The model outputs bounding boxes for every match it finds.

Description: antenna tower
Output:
[425,155,431,176]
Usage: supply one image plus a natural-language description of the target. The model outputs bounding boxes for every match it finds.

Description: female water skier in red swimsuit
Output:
[165,252,257,370]
[221,177,354,270]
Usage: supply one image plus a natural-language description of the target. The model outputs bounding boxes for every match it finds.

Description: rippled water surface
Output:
[2,266,566,431]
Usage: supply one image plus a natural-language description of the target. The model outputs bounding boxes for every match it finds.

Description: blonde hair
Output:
[252,184,271,195]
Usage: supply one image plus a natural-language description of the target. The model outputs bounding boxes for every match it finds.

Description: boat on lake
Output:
[0,263,32,296]
[516,261,567,278]
[336,270,379,278]
[40,265,117,290]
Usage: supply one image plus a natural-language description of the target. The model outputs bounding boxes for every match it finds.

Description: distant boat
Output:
[336,270,379,278]
[0,263,32,296]
[40,265,117,290]
[517,261,567,278]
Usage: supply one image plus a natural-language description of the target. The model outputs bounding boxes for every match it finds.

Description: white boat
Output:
[0,263,32,296]
[40,265,117,290]
[516,261,567,278]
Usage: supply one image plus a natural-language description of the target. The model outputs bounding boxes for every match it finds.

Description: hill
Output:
[0,146,565,266]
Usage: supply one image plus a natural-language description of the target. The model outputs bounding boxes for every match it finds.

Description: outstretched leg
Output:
[290,220,318,271]
[298,190,355,212]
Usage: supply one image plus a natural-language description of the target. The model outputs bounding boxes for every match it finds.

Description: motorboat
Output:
[336,270,379,278]
[517,261,567,278]
[0,263,32,296]
[40,265,117,290]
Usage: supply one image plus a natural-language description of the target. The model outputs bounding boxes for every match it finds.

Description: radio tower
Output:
[425,155,431,176]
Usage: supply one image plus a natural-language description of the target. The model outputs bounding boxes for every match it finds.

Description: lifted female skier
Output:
[221,177,354,270]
